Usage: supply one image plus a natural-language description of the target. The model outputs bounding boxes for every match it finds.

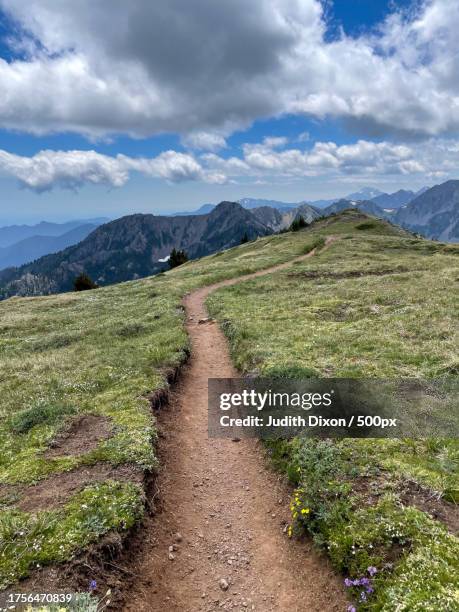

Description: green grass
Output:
[207,232,458,378]
[0,221,325,589]
[207,212,459,611]
[0,481,143,589]
[1,210,457,606]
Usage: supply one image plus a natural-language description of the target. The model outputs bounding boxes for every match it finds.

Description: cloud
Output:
[181,131,227,151]
[203,137,459,181]
[297,132,310,142]
[0,0,459,140]
[0,149,220,192]
[1,136,457,192]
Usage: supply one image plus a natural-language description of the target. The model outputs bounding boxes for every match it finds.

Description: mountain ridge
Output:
[0,202,271,299]
[1,180,457,299]
[395,180,459,242]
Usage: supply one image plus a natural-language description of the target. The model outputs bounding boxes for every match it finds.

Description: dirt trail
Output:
[126,237,347,611]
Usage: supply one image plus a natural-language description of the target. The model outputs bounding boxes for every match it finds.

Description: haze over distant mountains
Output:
[0,224,99,270]
[0,218,109,248]
[0,179,457,299]
[172,186,431,216]
[0,218,109,269]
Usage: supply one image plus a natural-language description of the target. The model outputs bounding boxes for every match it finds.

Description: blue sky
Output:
[0,0,457,224]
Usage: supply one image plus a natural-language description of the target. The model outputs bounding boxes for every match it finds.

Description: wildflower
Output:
[359,577,370,586]
[347,606,356,612]
[360,592,367,602]
[301,508,310,515]
[89,579,97,590]
[344,578,353,587]
[367,566,378,576]
[366,585,374,594]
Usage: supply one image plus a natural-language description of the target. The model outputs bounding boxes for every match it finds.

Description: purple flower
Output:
[359,577,370,586]
[366,585,374,594]
[344,578,353,587]
[347,607,357,612]
[89,580,97,590]
[352,579,361,586]
[367,566,378,576]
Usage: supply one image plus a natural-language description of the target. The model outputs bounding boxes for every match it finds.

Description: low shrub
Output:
[10,402,76,434]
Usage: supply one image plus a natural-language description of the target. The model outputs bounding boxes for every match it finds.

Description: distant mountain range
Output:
[250,203,320,231]
[394,180,459,242]
[1,185,428,271]
[237,198,298,212]
[0,202,270,299]
[314,182,458,241]
[0,180,456,300]
[0,218,109,271]
[371,190,416,209]
[321,199,385,217]
[0,218,109,248]
[171,186,431,216]
[172,204,215,216]
[0,223,99,269]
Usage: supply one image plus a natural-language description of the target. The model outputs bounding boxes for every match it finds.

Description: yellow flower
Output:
[301,508,310,515]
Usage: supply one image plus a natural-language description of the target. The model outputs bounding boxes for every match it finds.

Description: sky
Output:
[0,0,458,224]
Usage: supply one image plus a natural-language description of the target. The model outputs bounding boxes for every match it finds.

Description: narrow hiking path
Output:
[126,237,347,612]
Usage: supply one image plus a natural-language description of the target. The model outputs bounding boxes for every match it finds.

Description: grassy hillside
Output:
[0,210,457,610]
[207,212,459,611]
[0,224,324,590]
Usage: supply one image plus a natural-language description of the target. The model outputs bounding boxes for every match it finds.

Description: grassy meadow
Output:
[0,224,324,590]
[207,212,459,611]
[0,210,457,611]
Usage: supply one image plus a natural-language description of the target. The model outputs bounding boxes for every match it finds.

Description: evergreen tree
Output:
[169,248,189,268]
[73,273,98,291]
[289,215,308,232]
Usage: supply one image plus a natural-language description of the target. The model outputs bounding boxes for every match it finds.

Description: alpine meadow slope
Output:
[207,211,459,611]
[0,211,457,611]
[0,215,329,595]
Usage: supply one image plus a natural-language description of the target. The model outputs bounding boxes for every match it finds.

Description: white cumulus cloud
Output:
[0,136,457,193]
[0,149,220,192]
[203,138,459,181]
[0,0,458,140]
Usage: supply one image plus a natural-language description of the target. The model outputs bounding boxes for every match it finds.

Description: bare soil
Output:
[125,239,348,611]
[399,480,459,536]
[17,464,143,513]
[45,414,113,458]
